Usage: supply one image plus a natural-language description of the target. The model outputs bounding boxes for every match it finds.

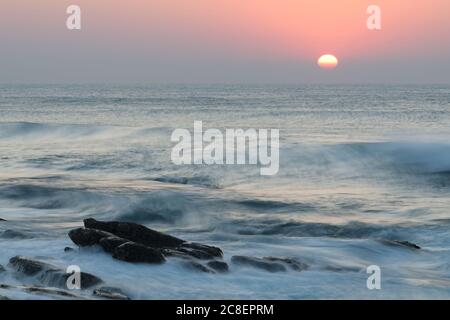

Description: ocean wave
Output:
[109,190,211,224]
[0,122,174,149]
[233,220,409,240]
[0,184,111,211]
[0,183,203,226]
[282,141,450,177]
[0,122,115,140]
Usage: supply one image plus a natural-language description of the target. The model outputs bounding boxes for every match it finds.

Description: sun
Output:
[317,54,338,69]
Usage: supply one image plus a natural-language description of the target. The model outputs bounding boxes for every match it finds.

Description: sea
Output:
[1,84,450,299]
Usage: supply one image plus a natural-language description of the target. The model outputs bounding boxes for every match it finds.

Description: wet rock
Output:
[68,219,224,268]
[84,218,184,249]
[0,218,6,222]
[113,242,166,264]
[93,287,131,300]
[161,243,223,261]
[1,229,32,239]
[164,248,214,260]
[99,236,129,254]
[180,242,223,259]
[161,248,192,260]
[64,247,75,252]
[9,256,56,276]
[9,256,102,289]
[0,264,5,273]
[231,256,287,273]
[42,269,102,289]
[207,261,229,273]
[182,261,215,273]
[0,295,10,300]
[23,286,79,298]
[380,239,421,250]
[0,283,80,299]
[68,228,114,247]
[263,257,309,271]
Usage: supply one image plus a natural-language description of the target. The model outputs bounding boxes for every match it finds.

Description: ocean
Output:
[1,84,450,299]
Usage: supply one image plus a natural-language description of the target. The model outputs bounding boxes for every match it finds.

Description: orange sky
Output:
[1,0,449,83]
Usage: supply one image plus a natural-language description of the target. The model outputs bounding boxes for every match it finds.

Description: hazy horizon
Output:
[1,0,449,84]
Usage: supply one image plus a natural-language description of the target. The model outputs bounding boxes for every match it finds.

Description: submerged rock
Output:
[263,257,309,271]
[84,218,184,248]
[180,242,223,259]
[93,286,131,300]
[323,265,362,272]
[9,256,55,276]
[0,264,5,273]
[0,295,11,300]
[64,247,75,252]
[68,228,114,247]
[9,256,102,289]
[231,256,287,273]
[0,283,80,299]
[182,261,215,273]
[380,239,421,250]
[42,269,102,289]
[207,261,229,273]
[113,242,166,264]
[163,246,222,261]
[22,286,79,298]
[1,229,32,239]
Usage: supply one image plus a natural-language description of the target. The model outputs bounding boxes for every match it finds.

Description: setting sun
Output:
[318,54,339,69]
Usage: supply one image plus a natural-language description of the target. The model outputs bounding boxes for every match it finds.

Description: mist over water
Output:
[1,84,450,299]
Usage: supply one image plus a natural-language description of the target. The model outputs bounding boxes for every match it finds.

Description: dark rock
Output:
[207,261,229,273]
[9,256,102,289]
[64,247,75,252]
[0,295,11,300]
[0,264,5,273]
[68,219,224,269]
[182,261,215,273]
[263,257,309,271]
[231,256,287,273]
[161,248,192,260]
[161,243,223,260]
[1,229,32,239]
[23,286,79,298]
[93,287,131,300]
[84,218,185,248]
[0,284,80,299]
[164,248,213,260]
[180,242,223,258]
[0,218,6,222]
[380,239,421,250]
[73,271,103,289]
[99,236,129,254]
[68,228,114,247]
[113,242,166,264]
[9,256,56,276]
[42,269,102,289]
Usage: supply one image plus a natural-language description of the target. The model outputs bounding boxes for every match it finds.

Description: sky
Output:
[1,0,450,84]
